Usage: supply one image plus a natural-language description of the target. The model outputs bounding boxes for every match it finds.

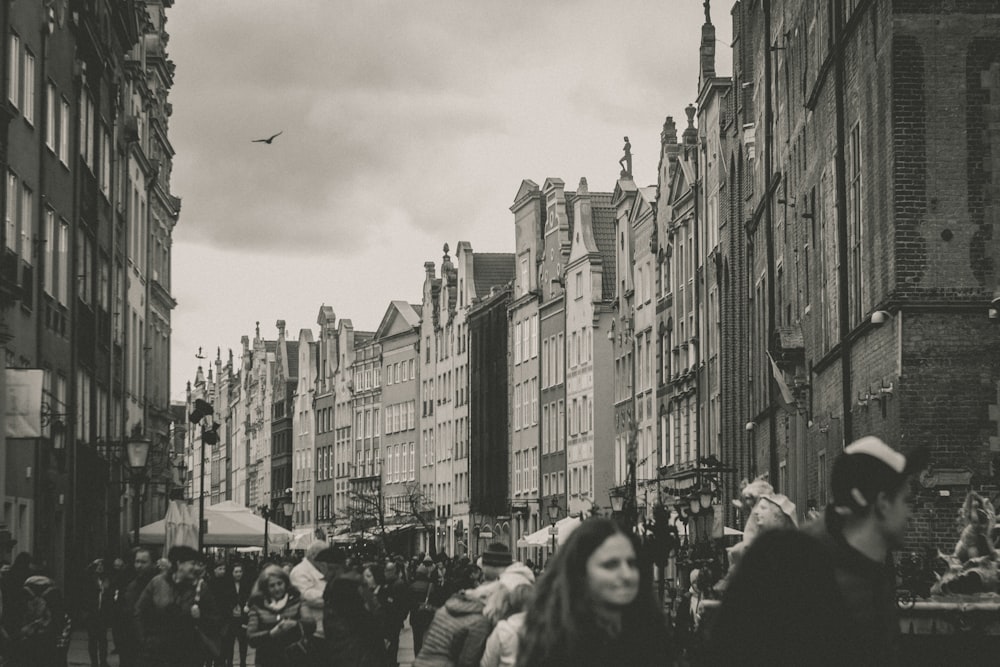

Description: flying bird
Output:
[251,131,283,144]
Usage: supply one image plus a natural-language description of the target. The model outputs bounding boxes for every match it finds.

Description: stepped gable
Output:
[472,253,516,299]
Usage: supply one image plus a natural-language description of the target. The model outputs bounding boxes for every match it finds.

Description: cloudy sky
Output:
[166,1,731,400]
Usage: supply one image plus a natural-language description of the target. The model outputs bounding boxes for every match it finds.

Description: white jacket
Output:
[289,558,326,638]
[479,611,525,667]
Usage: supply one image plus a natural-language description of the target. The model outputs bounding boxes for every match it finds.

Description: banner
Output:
[5,369,44,438]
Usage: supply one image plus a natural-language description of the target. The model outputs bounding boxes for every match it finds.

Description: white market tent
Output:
[516,516,582,548]
[139,500,293,547]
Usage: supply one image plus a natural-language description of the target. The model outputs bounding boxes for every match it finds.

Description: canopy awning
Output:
[139,500,293,547]
[516,516,582,549]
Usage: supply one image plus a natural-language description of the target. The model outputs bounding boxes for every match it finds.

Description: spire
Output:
[683,104,698,146]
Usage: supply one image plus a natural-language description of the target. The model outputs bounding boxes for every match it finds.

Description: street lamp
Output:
[547,498,561,556]
[610,487,626,514]
[126,438,151,546]
[259,504,271,558]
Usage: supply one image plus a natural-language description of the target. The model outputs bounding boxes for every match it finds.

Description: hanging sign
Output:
[5,369,43,438]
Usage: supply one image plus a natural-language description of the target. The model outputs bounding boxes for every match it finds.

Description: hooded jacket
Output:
[413,582,497,667]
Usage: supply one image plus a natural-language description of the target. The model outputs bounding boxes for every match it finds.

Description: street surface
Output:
[65,620,418,667]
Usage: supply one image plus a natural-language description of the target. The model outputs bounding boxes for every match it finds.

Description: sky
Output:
[166,1,732,401]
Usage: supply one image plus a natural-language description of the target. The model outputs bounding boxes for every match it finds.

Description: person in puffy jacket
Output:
[479,565,535,667]
[245,564,314,667]
[414,563,495,667]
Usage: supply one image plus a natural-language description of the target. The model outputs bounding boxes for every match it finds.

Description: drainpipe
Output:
[763,0,779,484]
[832,0,853,444]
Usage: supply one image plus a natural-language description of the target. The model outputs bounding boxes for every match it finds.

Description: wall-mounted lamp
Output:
[989,295,1000,322]
[857,392,870,407]
[871,310,891,326]
[745,421,756,432]
[879,380,894,397]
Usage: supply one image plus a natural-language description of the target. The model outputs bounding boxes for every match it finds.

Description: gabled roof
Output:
[375,301,422,339]
[590,193,617,299]
[412,304,423,317]
[472,253,516,299]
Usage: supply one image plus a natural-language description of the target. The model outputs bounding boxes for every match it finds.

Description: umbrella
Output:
[516,516,582,548]
[139,500,293,547]
[163,500,198,551]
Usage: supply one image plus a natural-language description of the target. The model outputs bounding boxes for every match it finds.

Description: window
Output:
[5,172,15,253]
[530,379,538,425]
[80,88,95,167]
[23,51,34,125]
[514,384,521,431]
[8,33,19,107]
[59,98,70,164]
[541,339,549,387]
[575,271,583,299]
[57,220,68,304]
[531,316,538,358]
[520,254,529,296]
[818,451,828,506]
[43,210,54,294]
[514,321,522,364]
[848,123,864,325]
[19,185,32,263]
[45,83,56,150]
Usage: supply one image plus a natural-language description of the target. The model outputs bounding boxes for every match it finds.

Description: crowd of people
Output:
[0,436,960,666]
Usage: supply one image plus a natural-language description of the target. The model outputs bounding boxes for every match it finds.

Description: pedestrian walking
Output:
[800,437,926,667]
[134,545,222,667]
[382,561,409,667]
[479,564,535,667]
[207,560,237,667]
[220,562,252,667]
[82,558,115,667]
[323,574,386,667]
[245,565,315,667]
[407,556,438,656]
[5,570,70,667]
[515,518,671,667]
[703,529,852,666]
[413,561,494,667]
[289,542,343,664]
[115,547,157,667]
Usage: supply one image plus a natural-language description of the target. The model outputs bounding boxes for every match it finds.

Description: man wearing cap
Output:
[802,436,927,667]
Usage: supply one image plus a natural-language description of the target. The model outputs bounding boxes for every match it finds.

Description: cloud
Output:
[167,0,735,398]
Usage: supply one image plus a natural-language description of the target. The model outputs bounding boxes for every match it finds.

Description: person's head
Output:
[362,562,384,589]
[232,563,244,581]
[325,573,366,616]
[213,562,228,579]
[166,546,204,583]
[312,545,346,579]
[519,519,663,664]
[483,563,535,624]
[255,564,291,601]
[156,557,171,573]
[752,494,798,532]
[112,557,125,571]
[384,561,399,583]
[89,558,106,575]
[831,436,927,548]
[481,543,513,582]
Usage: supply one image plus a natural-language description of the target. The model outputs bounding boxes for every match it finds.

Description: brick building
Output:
[720,0,1000,550]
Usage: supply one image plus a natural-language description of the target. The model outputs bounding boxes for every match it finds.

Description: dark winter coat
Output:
[413,586,493,667]
[246,589,314,667]
[134,572,221,666]
[803,508,900,667]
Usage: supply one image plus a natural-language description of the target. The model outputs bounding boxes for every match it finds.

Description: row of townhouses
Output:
[0,0,180,590]
[185,0,1000,558]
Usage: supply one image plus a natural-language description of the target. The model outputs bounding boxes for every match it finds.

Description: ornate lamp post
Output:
[259,504,271,558]
[547,497,561,556]
[127,438,151,546]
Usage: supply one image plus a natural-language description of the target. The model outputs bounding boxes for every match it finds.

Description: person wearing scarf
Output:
[246,564,314,667]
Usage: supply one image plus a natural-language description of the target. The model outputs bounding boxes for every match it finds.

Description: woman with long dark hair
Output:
[245,564,314,667]
[516,518,671,667]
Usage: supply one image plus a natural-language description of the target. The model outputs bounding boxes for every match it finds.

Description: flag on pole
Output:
[767,352,796,406]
